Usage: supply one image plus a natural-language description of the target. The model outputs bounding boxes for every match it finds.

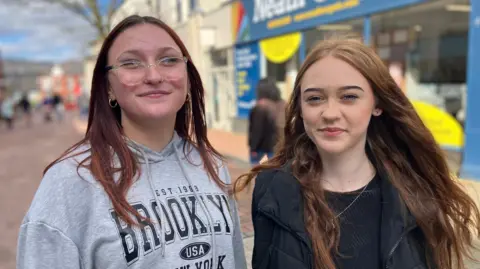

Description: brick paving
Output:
[0,113,82,269]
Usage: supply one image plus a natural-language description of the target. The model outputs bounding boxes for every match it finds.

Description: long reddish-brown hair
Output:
[234,39,480,269]
[45,15,224,225]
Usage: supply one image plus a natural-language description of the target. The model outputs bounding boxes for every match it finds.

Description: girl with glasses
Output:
[17,15,247,269]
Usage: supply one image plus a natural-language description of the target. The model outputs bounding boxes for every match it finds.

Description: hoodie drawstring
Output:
[137,147,167,257]
[131,139,218,268]
[174,144,217,269]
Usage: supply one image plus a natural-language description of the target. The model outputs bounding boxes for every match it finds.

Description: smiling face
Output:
[107,23,188,125]
[300,55,382,155]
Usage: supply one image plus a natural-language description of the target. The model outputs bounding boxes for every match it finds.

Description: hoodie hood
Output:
[126,131,183,164]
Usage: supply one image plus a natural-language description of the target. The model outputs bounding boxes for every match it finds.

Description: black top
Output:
[325,175,382,269]
[250,164,432,269]
[248,105,278,152]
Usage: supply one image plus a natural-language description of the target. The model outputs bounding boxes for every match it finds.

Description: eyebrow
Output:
[303,85,364,93]
[117,46,181,59]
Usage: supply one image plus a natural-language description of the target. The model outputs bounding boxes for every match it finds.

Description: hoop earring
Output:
[109,98,118,108]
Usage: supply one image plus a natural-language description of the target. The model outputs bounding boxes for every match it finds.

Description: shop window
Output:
[176,0,182,23]
[266,50,301,83]
[304,19,364,54]
[189,0,197,13]
[210,48,228,67]
[371,0,470,123]
[267,59,287,82]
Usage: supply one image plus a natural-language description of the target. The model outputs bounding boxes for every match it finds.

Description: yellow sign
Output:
[259,32,302,64]
[265,0,360,30]
[412,100,464,149]
[294,0,359,22]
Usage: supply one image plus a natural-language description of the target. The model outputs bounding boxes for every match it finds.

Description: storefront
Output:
[232,0,480,179]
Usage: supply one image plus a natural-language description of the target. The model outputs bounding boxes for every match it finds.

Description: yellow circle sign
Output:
[412,100,464,149]
[259,32,302,64]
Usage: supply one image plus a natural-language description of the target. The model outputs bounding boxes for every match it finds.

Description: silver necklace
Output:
[334,180,370,218]
[326,181,371,231]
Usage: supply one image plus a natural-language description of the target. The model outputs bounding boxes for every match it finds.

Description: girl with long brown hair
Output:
[17,15,246,269]
[235,39,480,269]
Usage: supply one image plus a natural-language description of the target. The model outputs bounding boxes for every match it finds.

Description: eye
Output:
[342,94,358,101]
[306,96,325,103]
[119,61,141,69]
[160,57,182,66]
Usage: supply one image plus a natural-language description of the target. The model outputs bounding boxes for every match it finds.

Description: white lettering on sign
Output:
[475,16,480,27]
[252,0,307,23]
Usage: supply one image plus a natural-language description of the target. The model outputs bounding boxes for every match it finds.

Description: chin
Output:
[140,107,178,119]
[315,140,350,155]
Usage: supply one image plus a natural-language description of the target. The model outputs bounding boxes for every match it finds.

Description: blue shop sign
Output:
[235,42,261,119]
[237,0,426,43]
[461,1,480,179]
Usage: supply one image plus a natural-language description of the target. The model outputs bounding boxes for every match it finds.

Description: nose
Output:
[144,63,164,84]
[321,99,341,121]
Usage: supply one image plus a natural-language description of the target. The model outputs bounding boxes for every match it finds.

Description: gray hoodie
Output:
[17,132,247,269]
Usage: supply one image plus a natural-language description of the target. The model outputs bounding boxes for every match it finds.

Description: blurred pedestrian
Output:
[52,92,64,122]
[77,92,89,119]
[17,15,247,269]
[42,95,53,123]
[1,94,15,130]
[235,39,480,269]
[248,77,286,165]
[18,93,32,127]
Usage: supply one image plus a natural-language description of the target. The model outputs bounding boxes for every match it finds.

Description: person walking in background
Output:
[1,94,15,130]
[42,95,54,123]
[0,89,4,127]
[17,15,247,269]
[248,78,286,165]
[52,92,64,122]
[77,92,89,119]
[18,93,32,127]
[235,39,480,269]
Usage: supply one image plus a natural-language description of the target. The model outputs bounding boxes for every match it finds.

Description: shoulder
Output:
[44,143,100,186]
[180,142,231,184]
[253,165,302,203]
[25,144,104,225]
[250,104,269,115]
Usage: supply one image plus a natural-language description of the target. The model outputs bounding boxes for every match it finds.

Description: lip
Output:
[137,90,171,98]
[319,127,345,136]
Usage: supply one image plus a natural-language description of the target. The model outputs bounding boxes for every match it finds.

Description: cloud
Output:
[0,1,97,62]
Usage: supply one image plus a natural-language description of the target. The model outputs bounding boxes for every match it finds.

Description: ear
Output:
[372,108,383,116]
[108,89,116,100]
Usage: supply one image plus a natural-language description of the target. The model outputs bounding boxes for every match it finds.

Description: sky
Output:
[0,0,104,63]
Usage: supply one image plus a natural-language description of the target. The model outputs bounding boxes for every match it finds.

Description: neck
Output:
[319,141,375,193]
[122,114,176,152]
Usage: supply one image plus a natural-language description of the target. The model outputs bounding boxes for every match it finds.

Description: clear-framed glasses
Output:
[106,56,188,86]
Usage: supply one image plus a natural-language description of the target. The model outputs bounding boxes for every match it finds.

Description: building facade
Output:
[37,64,83,109]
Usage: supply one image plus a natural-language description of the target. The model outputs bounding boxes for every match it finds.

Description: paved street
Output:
[0,114,82,269]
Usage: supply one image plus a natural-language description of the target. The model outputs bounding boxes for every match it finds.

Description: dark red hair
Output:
[45,15,224,225]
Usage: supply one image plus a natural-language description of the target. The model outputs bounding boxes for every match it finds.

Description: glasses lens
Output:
[158,57,186,79]
[116,67,145,86]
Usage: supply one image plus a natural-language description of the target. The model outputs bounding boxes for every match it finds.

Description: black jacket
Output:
[251,164,433,269]
[248,104,278,153]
